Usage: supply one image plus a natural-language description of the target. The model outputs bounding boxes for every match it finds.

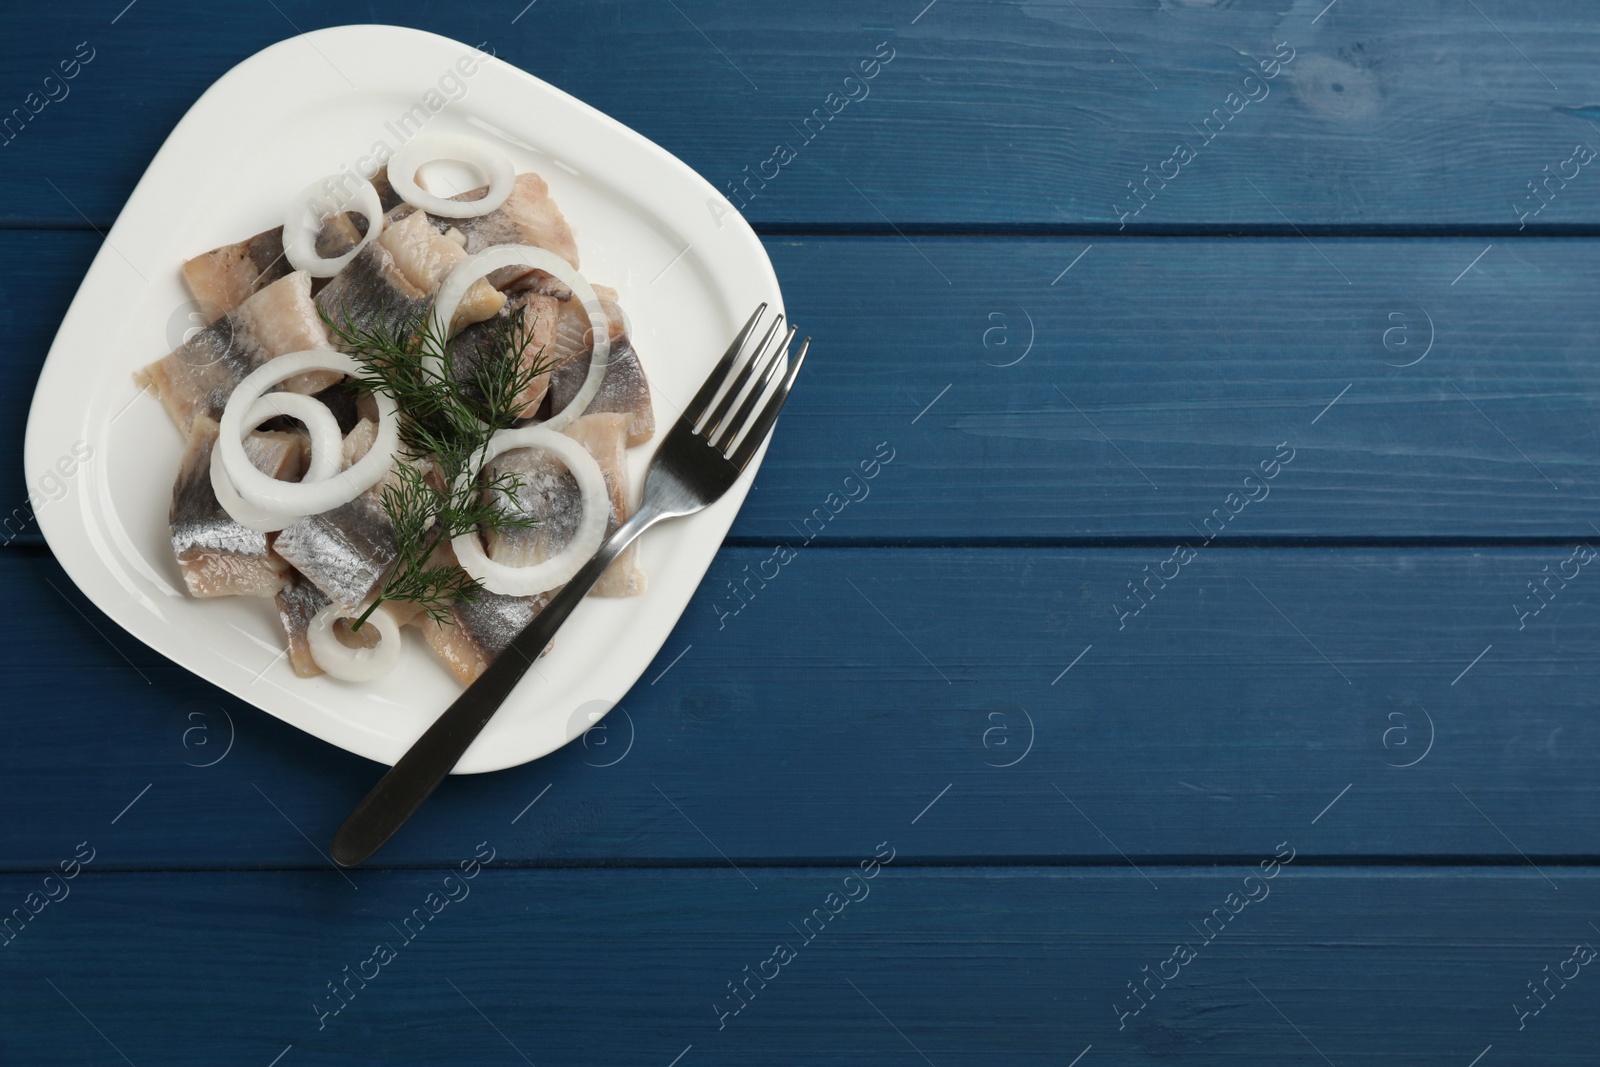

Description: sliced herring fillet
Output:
[542,285,654,447]
[484,412,645,597]
[271,425,402,613]
[449,290,560,419]
[181,213,366,320]
[377,209,504,328]
[137,271,340,434]
[169,416,298,598]
[275,575,332,677]
[314,241,430,347]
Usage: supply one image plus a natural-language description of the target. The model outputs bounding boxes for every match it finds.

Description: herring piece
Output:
[169,416,293,598]
[415,590,553,685]
[180,214,367,320]
[176,553,288,601]
[449,289,559,419]
[450,172,580,277]
[400,541,551,684]
[137,272,339,434]
[275,574,332,677]
[314,241,430,347]
[271,492,397,612]
[229,273,344,396]
[342,416,379,467]
[460,172,580,268]
[388,172,581,287]
[377,209,504,328]
[545,340,654,448]
[485,412,645,597]
[271,420,401,611]
[543,286,654,447]
[180,227,290,322]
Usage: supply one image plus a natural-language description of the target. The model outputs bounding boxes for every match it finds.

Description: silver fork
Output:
[331,305,808,867]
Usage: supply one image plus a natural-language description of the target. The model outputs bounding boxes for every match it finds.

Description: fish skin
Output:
[450,290,559,419]
[272,416,400,611]
[272,491,398,613]
[541,286,653,447]
[169,417,293,598]
[181,213,368,321]
[314,212,365,259]
[314,241,430,345]
[485,412,645,597]
[137,272,337,434]
[308,379,364,435]
[415,588,552,685]
[544,338,655,448]
[399,541,551,683]
[171,418,269,561]
[455,588,550,655]
[275,574,331,677]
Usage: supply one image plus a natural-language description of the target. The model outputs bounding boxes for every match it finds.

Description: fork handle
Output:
[330,504,664,867]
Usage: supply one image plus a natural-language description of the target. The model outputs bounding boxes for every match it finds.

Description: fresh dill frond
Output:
[365,463,476,627]
[319,297,558,629]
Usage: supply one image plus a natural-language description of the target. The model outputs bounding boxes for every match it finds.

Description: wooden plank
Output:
[5,2,1600,229]
[3,544,1597,868]
[747,233,1600,541]
[9,231,1600,543]
[0,866,1592,1064]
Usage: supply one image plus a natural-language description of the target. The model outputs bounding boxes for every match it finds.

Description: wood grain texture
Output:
[7,231,1600,543]
[4,2,1600,230]
[0,867,1591,1065]
[2,545,1594,868]
[7,2,1600,1062]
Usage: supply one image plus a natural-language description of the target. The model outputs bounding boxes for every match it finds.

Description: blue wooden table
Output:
[4,2,1598,1063]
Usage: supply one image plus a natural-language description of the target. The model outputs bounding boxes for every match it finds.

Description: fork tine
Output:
[728,336,809,470]
[714,325,795,451]
[699,315,785,439]
[681,303,767,427]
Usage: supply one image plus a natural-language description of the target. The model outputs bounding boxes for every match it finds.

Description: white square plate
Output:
[24,25,780,772]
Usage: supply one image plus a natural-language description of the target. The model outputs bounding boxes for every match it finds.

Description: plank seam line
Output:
[14,857,1600,875]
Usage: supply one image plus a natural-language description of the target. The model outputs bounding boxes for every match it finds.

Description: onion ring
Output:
[429,245,610,433]
[218,350,399,517]
[451,425,610,596]
[283,177,384,277]
[308,602,403,681]
[210,392,344,533]
[387,135,515,219]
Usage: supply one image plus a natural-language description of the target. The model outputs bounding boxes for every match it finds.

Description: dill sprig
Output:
[319,298,558,628]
